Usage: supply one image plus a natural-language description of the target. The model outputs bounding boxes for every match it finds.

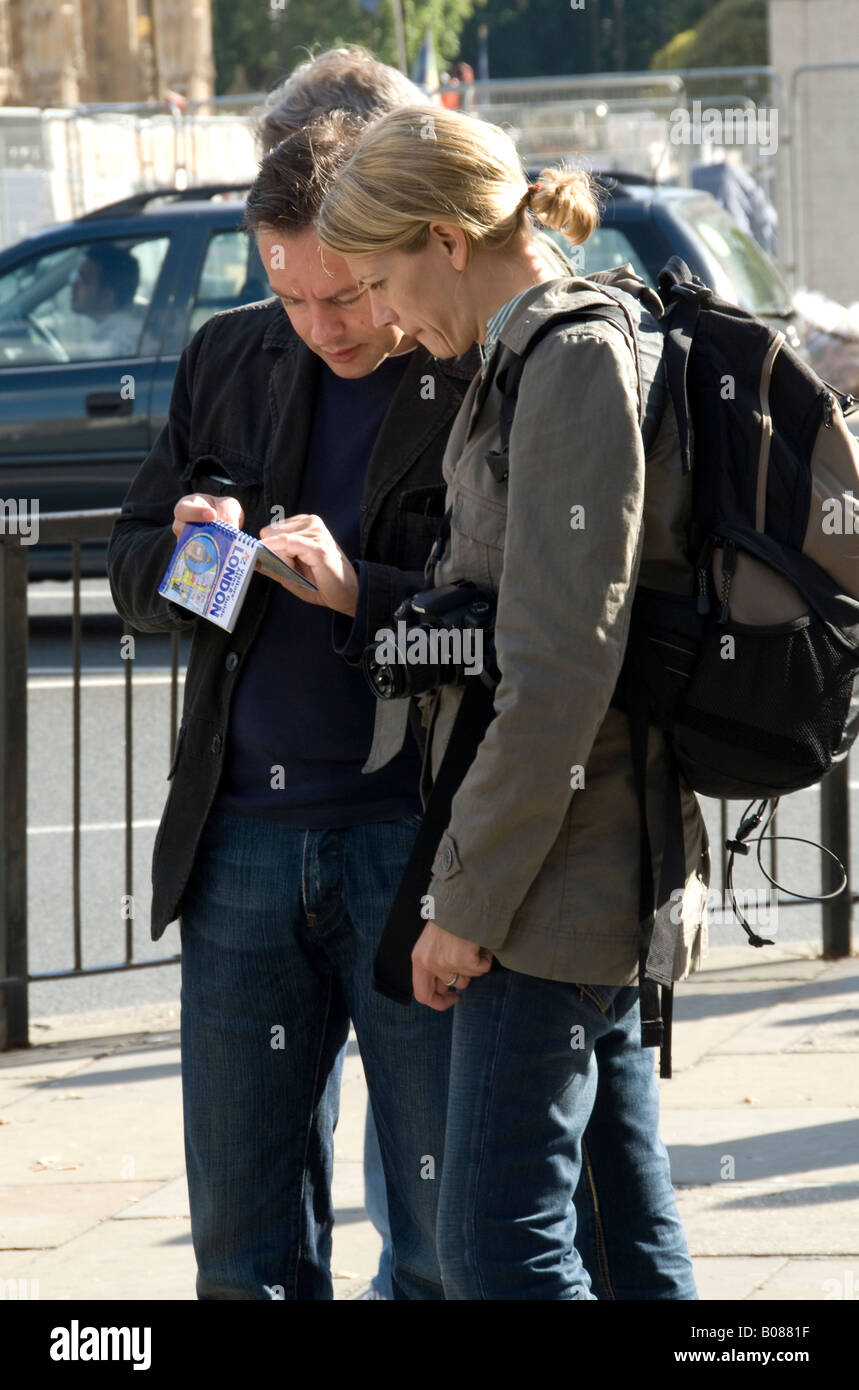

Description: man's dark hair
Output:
[244,110,364,235]
[85,244,140,308]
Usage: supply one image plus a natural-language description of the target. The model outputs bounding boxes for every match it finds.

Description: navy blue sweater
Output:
[215,348,423,827]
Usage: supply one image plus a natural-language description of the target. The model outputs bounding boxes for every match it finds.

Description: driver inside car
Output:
[70,244,145,359]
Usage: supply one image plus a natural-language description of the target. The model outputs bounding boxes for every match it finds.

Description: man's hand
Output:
[172,493,244,540]
[259,514,360,616]
[412,920,493,1012]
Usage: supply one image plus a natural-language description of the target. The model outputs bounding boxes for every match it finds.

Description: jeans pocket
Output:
[574,983,619,1014]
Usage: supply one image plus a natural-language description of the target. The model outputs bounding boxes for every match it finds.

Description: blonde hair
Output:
[316,105,598,261]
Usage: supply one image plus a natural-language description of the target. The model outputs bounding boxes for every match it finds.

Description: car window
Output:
[672,201,791,316]
[186,229,268,342]
[575,226,654,285]
[541,224,654,286]
[0,235,169,365]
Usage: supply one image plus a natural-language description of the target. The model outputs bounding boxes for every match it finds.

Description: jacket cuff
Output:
[332,560,426,668]
[331,560,370,664]
[426,829,511,951]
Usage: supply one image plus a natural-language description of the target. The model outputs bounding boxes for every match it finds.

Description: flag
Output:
[411,25,439,94]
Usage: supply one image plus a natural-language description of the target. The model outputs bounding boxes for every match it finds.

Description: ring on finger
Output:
[446,973,460,989]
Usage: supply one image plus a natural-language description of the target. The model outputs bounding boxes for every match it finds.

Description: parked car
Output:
[0,185,263,576]
[538,171,807,357]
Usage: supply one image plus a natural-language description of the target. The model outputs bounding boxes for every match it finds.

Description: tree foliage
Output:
[211,0,769,98]
[660,0,768,69]
[454,0,719,80]
[212,0,481,96]
[650,28,697,70]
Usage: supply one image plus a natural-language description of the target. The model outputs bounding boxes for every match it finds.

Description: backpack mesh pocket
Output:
[670,612,857,799]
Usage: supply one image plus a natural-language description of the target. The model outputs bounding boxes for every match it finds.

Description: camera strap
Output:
[373,675,497,1004]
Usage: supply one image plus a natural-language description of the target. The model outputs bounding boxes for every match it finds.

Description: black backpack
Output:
[484,258,859,1073]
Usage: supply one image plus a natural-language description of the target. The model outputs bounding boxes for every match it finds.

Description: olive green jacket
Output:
[417,269,710,985]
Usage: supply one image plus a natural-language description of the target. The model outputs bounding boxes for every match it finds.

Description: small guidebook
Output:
[158,519,317,632]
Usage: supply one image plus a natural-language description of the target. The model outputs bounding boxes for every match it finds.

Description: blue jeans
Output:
[179,809,452,1300]
[437,960,697,1300]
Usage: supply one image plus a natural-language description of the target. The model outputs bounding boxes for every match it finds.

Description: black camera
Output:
[362,580,499,700]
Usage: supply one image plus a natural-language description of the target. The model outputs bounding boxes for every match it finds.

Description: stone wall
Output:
[0,0,213,107]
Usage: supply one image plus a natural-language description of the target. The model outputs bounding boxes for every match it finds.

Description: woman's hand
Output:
[412,920,493,1011]
[259,514,360,616]
[172,493,244,541]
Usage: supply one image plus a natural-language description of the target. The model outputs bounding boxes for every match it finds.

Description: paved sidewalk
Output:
[0,943,857,1302]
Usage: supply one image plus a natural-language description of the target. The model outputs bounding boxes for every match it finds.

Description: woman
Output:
[315,106,709,1300]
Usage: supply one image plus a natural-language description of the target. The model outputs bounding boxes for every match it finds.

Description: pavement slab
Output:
[0,1215,197,1300]
[690,1256,787,1301]
[663,1107,859,1185]
[0,1050,186,1185]
[745,1257,859,1302]
[0,1181,160,1250]
[674,1183,859,1256]
[660,1053,859,1108]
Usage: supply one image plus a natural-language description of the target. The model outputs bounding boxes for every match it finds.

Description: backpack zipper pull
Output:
[718,539,737,623]
[696,535,715,614]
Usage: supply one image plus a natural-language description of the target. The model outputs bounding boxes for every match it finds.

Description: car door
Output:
[0,228,175,514]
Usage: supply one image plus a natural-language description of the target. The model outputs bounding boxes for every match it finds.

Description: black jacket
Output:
[107,298,480,940]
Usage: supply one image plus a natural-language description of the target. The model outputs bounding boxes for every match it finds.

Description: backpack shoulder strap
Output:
[486,298,643,484]
[657,257,711,476]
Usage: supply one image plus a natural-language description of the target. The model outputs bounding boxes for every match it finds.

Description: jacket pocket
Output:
[574,984,623,1013]
[449,486,507,589]
[180,449,262,491]
[451,485,506,549]
[397,503,444,567]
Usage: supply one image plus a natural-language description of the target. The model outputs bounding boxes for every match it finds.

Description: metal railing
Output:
[0,68,785,246]
[0,510,183,1050]
[0,510,853,1050]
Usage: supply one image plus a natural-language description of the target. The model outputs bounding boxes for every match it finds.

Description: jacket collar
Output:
[359,341,481,550]
[259,302,482,544]
[459,272,645,448]
[496,265,663,357]
[261,299,298,352]
[495,276,620,356]
[262,327,318,520]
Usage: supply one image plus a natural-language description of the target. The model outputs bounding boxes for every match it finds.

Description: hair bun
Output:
[529,166,598,244]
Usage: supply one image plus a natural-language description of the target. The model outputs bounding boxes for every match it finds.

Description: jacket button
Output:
[210,734,222,754]
[225,652,239,672]
[441,847,453,871]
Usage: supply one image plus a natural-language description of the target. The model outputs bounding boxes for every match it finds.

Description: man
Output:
[108,54,480,1299]
[70,244,144,358]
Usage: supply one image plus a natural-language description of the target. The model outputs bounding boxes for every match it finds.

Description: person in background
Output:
[70,244,144,358]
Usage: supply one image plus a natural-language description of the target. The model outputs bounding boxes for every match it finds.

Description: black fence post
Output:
[821,758,851,958]
[0,536,29,1049]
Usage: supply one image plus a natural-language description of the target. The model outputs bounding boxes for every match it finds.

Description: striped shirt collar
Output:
[480,285,538,368]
